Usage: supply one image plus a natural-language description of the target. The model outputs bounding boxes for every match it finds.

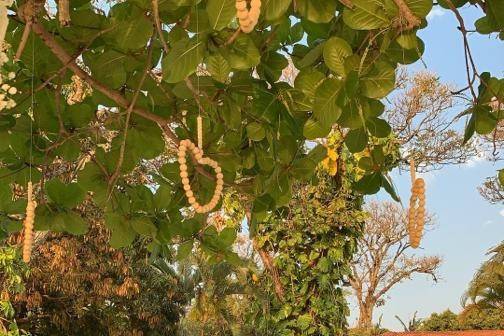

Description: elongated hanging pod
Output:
[235,0,261,33]
[58,0,71,26]
[408,160,426,249]
[23,182,37,263]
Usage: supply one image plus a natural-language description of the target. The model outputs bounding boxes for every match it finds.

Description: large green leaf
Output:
[207,0,235,31]
[104,3,153,50]
[296,0,337,23]
[162,37,206,83]
[313,78,343,128]
[323,37,353,76]
[303,118,331,140]
[343,0,390,30]
[207,52,231,83]
[105,213,137,248]
[361,61,396,99]
[223,35,261,70]
[263,0,292,21]
[345,128,368,153]
[247,122,266,141]
[46,179,86,209]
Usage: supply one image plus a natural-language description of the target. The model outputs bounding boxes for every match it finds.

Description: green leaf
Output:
[498,170,504,186]
[130,217,157,236]
[104,4,153,50]
[258,52,289,83]
[207,53,231,83]
[224,35,261,70]
[463,113,476,144]
[323,37,353,76]
[46,179,86,209]
[162,37,206,83]
[105,213,136,248]
[367,117,391,138]
[296,0,337,23]
[361,61,396,99]
[396,32,418,49]
[382,174,400,202]
[247,122,266,141]
[294,69,325,97]
[297,313,313,330]
[474,105,498,135]
[177,240,194,260]
[62,212,89,235]
[219,227,237,247]
[404,0,433,18]
[263,0,292,21]
[354,172,382,194]
[345,128,368,153]
[207,0,235,30]
[154,184,172,210]
[303,117,331,140]
[313,78,343,128]
[343,0,390,30]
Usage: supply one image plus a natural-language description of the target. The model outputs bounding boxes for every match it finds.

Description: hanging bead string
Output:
[197,115,203,149]
[22,182,36,263]
[176,2,223,214]
[178,140,224,214]
[58,0,71,26]
[408,159,426,249]
[236,0,261,34]
[22,17,36,263]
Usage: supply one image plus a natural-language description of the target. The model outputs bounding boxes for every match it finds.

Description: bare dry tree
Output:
[387,70,479,171]
[478,176,504,204]
[350,201,442,328]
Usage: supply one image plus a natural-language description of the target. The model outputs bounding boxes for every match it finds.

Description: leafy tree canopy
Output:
[0,0,501,264]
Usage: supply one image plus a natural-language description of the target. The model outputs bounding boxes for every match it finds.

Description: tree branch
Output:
[30,20,180,146]
[392,0,421,30]
[107,33,155,199]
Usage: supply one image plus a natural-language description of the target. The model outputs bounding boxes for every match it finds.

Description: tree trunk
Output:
[357,301,375,329]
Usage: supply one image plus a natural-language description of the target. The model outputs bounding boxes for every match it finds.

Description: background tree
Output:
[350,201,442,328]
[386,70,478,171]
[463,242,504,309]
[9,205,191,336]
[458,304,504,330]
[420,310,460,331]
[251,131,369,335]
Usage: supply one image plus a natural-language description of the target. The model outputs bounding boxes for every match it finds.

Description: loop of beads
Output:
[23,181,37,263]
[236,0,261,34]
[178,139,224,214]
[408,177,425,249]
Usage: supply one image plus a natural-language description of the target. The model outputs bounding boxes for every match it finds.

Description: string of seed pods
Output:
[408,159,426,249]
[235,0,261,34]
[22,181,37,263]
[178,116,224,214]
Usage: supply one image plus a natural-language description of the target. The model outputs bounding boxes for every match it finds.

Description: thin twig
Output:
[107,33,155,198]
[151,0,170,54]
[392,0,421,30]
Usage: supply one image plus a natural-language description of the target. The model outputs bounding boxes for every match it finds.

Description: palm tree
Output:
[463,242,504,309]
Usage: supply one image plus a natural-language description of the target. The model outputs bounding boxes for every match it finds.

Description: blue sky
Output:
[349,5,504,330]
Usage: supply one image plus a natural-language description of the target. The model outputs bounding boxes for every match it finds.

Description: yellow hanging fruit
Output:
[22,182,37,263]
[408,160,426,249]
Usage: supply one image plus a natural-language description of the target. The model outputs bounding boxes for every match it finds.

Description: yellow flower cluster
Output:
[322,146,339,176]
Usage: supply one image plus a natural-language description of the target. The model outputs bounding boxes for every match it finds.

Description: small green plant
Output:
[0,246,29,335]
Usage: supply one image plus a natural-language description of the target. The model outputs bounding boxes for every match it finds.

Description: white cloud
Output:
[427,7,446,21]
[500,209,504,217]
[463,153,486,169]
